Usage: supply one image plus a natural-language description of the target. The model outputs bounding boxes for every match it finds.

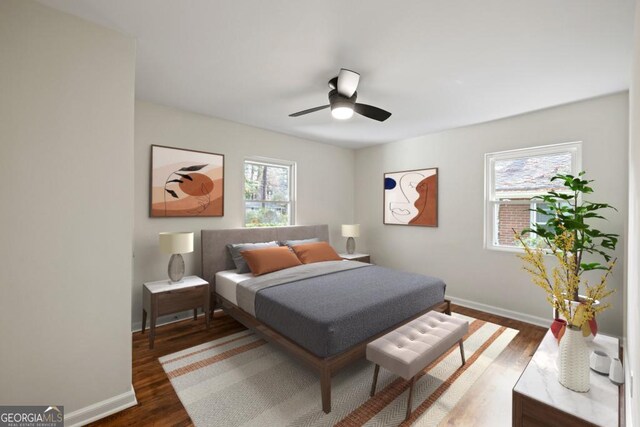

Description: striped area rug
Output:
[160,313,518,426]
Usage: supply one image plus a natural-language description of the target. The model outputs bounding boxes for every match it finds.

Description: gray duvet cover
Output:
[241,262,446,357]
[237,260,368,316]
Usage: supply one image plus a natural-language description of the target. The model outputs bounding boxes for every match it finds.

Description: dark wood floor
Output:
[89,305,546,426]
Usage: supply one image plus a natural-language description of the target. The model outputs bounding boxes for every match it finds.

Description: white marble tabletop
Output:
[144,275,208,294]
[514,329,619,426]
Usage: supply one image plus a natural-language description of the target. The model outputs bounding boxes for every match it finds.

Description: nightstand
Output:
[142,275,210,349]
[339,253,371,263]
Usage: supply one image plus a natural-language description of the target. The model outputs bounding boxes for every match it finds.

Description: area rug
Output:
[159,313,518,426]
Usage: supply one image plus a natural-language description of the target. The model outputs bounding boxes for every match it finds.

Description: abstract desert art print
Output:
[150,145,224,217]
[384,167,438,227]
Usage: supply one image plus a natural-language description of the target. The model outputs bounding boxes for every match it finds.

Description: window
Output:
[484,142,581,251]
[530,202,553,228]
[244,158,295,227]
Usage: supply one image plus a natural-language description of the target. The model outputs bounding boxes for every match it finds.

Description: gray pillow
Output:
[227,241,279,273]
[281,237,320,248]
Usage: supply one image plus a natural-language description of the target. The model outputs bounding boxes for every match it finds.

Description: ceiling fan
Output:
[289,69,392,122]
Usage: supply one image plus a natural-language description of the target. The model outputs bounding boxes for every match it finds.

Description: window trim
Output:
[483,141,582,253]
[530,201,553,229]
[243,156,297,227]
[530,202,538,228]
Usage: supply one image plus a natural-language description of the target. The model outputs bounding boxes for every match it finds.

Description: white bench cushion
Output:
[366,311,469,380]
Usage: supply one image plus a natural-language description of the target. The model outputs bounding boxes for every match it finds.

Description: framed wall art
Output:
[383,167,438,227]
[150,145,224,217]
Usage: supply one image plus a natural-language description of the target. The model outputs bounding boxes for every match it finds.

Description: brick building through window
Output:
[497,201,532,246]
[485,142,581,250]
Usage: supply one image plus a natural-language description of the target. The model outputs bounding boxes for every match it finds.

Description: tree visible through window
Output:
[244,159,295,227]
[485,142,581,250]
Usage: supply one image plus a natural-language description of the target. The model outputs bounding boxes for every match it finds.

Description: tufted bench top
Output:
[366,311,469,380]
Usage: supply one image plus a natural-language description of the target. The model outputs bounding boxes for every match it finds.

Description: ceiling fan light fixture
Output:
[331,106,354,120]
[289,69,391,122]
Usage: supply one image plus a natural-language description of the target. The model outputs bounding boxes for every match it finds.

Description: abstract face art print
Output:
[383,168,438,227]
[150,145,224,217]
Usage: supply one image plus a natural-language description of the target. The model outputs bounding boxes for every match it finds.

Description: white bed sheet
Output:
[215,269,253,305]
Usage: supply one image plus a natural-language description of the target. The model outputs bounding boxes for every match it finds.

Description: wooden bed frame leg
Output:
[445,299,452,315]
[210,294,217,321]
[321,366,331,413]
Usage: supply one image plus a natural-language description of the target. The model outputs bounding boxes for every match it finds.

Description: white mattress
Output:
[215,269,253,305]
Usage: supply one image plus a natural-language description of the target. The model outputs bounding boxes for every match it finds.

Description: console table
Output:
[513,329,620,426]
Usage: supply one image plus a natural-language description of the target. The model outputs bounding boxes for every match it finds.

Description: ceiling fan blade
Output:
[337,69,360,97]
[354,103,392,122]
[289,105,330,117]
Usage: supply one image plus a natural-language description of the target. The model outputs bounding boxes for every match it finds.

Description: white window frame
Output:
[243,156,296,227]
[530,201,553,229]
[483,141,582,253]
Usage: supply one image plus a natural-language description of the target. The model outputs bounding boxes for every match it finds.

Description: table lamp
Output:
[159,231,194,283]
[341,224,360,254]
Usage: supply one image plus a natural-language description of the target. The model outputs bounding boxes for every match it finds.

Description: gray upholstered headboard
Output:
[201,224,330,287]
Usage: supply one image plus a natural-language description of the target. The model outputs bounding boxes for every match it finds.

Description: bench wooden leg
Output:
[459,339,466,365]
[370,364,380,397]
[406,376,416,421]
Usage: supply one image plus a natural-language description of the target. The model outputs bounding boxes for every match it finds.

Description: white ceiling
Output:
[39,0,635,149]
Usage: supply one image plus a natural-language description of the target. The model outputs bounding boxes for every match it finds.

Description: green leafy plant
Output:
[521,171,618,301]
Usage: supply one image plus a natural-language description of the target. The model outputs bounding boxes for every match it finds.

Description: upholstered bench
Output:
[366,311,469,421]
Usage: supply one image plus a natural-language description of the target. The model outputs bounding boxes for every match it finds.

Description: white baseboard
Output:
[449,296,550,328]
[65,384,137,427]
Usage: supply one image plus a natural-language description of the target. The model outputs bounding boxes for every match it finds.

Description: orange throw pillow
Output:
[292,241,342,264]
[240,246,302,276]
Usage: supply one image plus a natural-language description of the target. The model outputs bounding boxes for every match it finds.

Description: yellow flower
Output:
[514,229,614,328]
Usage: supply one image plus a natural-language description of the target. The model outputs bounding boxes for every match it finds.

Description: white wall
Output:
[625,1,639,424]
[0,0,136,423]
[133,101,355,329]
[355,93,628,336]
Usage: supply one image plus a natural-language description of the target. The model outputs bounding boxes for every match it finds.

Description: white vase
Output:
[558,326,590,392]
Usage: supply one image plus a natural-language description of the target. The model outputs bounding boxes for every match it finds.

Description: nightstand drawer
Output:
[157,286,205,315]
[341,255,370,263]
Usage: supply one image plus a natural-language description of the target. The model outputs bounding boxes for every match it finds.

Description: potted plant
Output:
[515,171,618,392]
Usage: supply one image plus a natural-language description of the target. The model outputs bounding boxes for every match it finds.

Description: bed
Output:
[201,225,450,413]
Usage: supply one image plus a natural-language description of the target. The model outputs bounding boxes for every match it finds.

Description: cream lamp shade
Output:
[159,232,193,283]
[341,224,360,238]
[159,232,194,255]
